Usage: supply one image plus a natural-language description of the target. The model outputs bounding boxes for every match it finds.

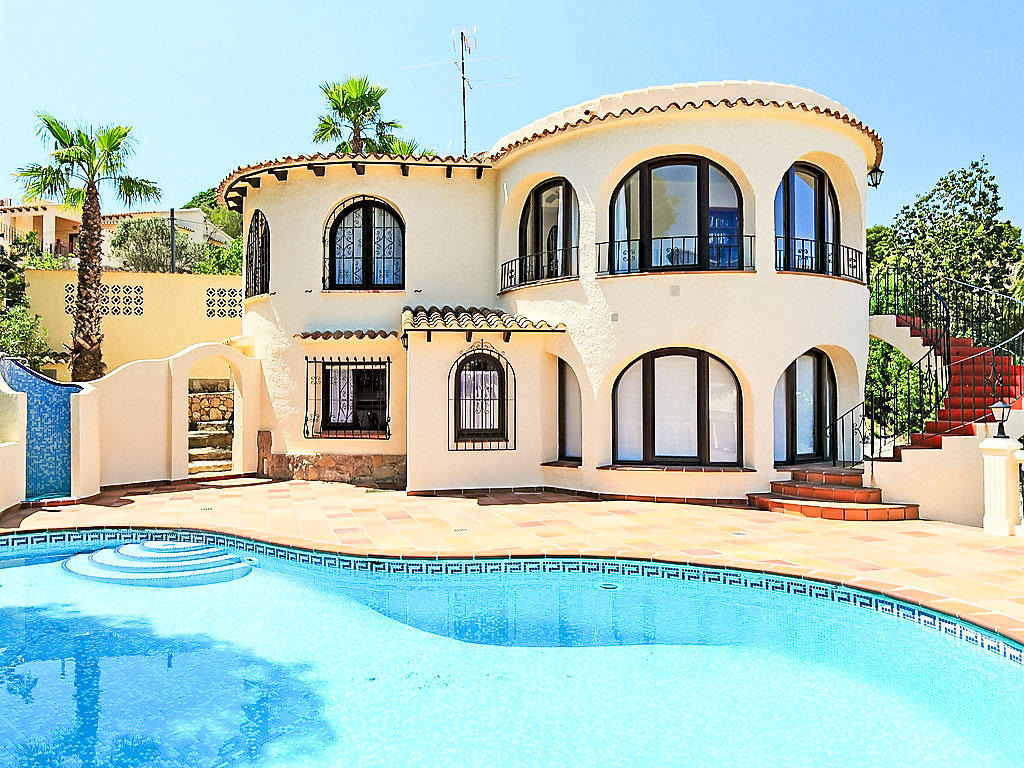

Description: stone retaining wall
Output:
[256,430,406,488]
[189,391,234,424]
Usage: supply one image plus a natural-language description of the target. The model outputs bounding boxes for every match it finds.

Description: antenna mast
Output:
[454,27,476,156]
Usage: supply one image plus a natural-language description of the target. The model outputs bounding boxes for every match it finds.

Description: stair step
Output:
[747,493,919,521]
[116,542,226,561]
[188,459,233,475]
[188,446,232,462]
[770,480,882,503]
[188,430,232,449]
[787,467,863,487]
[923,420,985,434]
[194,420,232,433]
[89,548,240,573]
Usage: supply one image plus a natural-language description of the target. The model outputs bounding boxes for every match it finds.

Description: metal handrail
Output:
[500,246,579,291]
[596,234,755,274]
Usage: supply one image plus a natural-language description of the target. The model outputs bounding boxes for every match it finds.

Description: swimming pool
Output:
[1,530,1022,767]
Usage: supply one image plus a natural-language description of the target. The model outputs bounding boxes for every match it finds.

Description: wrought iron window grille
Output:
[448,341,516,451]
[323,195,405,290]
[304,356,391,439]
[245,210,270,298]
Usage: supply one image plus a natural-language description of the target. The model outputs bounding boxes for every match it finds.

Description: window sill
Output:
[596,464,753,472]
[541,459,582,468]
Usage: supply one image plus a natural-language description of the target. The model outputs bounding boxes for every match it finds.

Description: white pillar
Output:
[981,437,1022,535]
[41,211,56,249]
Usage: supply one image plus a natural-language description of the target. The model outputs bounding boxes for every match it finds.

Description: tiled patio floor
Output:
[4,477,1024,643]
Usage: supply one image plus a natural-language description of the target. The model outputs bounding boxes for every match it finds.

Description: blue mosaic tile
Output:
[0,358,81,500]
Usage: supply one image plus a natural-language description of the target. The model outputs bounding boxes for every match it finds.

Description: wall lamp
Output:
[400,332,409,351]
[990,399,1012,438]
[868,166,884,188]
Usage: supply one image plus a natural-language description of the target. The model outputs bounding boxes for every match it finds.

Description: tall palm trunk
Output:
[73,182,104,381]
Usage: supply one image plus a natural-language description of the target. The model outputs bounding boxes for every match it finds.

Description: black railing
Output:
[829,262,1024,468]
[596,235,754,275]
[775,237,865,282]
[500,246,579,291]
[304,356,391,439]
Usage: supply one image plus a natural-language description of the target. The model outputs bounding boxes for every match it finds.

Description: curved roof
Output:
[490,81,882,168]
[217,81,881,207]
[402,305,565,333]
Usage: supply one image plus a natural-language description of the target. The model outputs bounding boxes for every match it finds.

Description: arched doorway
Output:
[186,357,236,476]
[774,349,836,465]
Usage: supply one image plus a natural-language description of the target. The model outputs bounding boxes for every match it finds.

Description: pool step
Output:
[63,540,253,587]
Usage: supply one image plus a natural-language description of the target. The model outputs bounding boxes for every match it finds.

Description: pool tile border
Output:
[2,524,1023,667]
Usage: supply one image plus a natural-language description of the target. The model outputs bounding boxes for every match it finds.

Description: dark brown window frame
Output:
[448,342,516,451]
[245,209,270,298]
[775,162,840,273]
[611,347,743,467]
[775,349,837,465]
[323,195,405,290]
[304,357,391,439]
[519,177,578,276]
[608,155,744,272]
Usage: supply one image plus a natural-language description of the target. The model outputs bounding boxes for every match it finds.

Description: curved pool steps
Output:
[63,540,252,587]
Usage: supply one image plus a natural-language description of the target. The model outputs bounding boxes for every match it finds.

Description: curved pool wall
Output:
[3,526,1023,664]
[0,358,81,500]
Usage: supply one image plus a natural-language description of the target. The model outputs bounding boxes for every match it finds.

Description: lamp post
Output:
[868,167,884,188]
[990,399,1012,438]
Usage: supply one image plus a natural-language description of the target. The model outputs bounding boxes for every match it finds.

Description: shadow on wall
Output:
[0,601,335,766]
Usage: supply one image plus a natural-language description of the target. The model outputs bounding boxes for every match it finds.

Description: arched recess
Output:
[322,195,405,290]
[607,154,747,272]
[773,348,837,465]
[245,210,270,298]
[611,347,742,466]
[557,358,583,462]
[169,343,262,480]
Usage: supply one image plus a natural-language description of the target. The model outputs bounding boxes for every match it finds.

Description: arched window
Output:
[516,178,579,285]
[324,196,404,290]
[774,163,840,274]
[773,349,836,464]
[612,348,741,466]
[245,209,270,298]
[449,342,516,450]
[606,156,744,274]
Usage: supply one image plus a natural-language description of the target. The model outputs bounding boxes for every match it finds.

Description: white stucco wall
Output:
[235,82,876,498]
[0,374,27,512]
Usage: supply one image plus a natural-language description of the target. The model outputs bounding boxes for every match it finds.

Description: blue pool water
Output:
[1,548,1023,767]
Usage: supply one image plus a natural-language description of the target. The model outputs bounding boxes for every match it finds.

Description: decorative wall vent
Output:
[206,287,243,318]
[64,283,144,316]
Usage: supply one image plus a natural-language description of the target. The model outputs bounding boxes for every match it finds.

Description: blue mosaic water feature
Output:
[1,533,1024,766]
[0,357,81,500]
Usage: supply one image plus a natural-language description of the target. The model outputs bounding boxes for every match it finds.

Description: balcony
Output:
[596,235,755,276]
[775,237,865,282]
[500,246,579,292]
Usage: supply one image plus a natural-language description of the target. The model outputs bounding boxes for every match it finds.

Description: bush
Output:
[0,303,51,366]
[194,236,243,275]
[109,217,206,273]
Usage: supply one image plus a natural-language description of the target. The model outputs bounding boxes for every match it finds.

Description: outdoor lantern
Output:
[400,332,409,351]
[990,399,1012,438]
[868,166,884,188]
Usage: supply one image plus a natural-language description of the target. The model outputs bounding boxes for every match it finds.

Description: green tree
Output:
[872,159,1024,291]
[183,188,242,238]
[17,115,161,380]
[0,304,51,367]
[313,76,402,154]
[109,217,205,273]
[194,236,243,275]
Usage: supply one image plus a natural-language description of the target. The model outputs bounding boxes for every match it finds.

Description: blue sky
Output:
[2,0,1022,226]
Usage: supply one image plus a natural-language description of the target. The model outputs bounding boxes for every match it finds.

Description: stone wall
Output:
[189,391,234,424]
[256,430,407,488]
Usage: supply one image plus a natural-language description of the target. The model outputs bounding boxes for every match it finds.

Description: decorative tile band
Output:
[2,526,1020,666]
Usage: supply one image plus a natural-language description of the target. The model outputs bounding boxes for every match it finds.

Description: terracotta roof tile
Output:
[295,330,399,340]
[401,305,565,333]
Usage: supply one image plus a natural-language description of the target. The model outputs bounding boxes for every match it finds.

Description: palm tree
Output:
[17,115,161,381]
[312,76,402,154]
[379,135,437,157]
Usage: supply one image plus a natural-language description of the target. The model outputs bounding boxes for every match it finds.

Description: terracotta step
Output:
[747,493,919,521]
[770,480,882,503]
[786,467,863,487]
[923,420,984,434]
[936,407,992,421]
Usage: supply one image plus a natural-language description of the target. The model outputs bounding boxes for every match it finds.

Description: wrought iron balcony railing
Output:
[596,235,755,275]
[774,237,865,282]
[500,246,579,292]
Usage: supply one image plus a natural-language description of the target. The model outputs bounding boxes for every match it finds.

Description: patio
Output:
[4,477,1024,643]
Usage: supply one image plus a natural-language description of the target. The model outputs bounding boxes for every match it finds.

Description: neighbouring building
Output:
[216,81,879,500]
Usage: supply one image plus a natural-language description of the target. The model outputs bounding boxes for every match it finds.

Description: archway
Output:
[185,357,236,476]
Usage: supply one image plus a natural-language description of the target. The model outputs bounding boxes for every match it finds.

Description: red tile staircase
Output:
[750,314,1023,521]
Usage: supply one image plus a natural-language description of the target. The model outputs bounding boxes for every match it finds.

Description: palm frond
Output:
[15,162,69,200]
[313,114,345,145]
[115,176,161,207]
[35,113,75,149]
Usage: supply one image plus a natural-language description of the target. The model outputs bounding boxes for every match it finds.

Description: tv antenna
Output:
[402,29,517,157]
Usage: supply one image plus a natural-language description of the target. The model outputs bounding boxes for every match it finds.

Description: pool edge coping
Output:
[3,522,1024,653]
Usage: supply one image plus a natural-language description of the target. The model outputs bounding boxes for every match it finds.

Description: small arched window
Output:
[245,209,270,298]
[613,348,741,466]
[325,196,404,290]
[773,349,836,464]
[607,156,744,273]
[774,163,840,274]
[516,178,579,285]
[449,342,516,450]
